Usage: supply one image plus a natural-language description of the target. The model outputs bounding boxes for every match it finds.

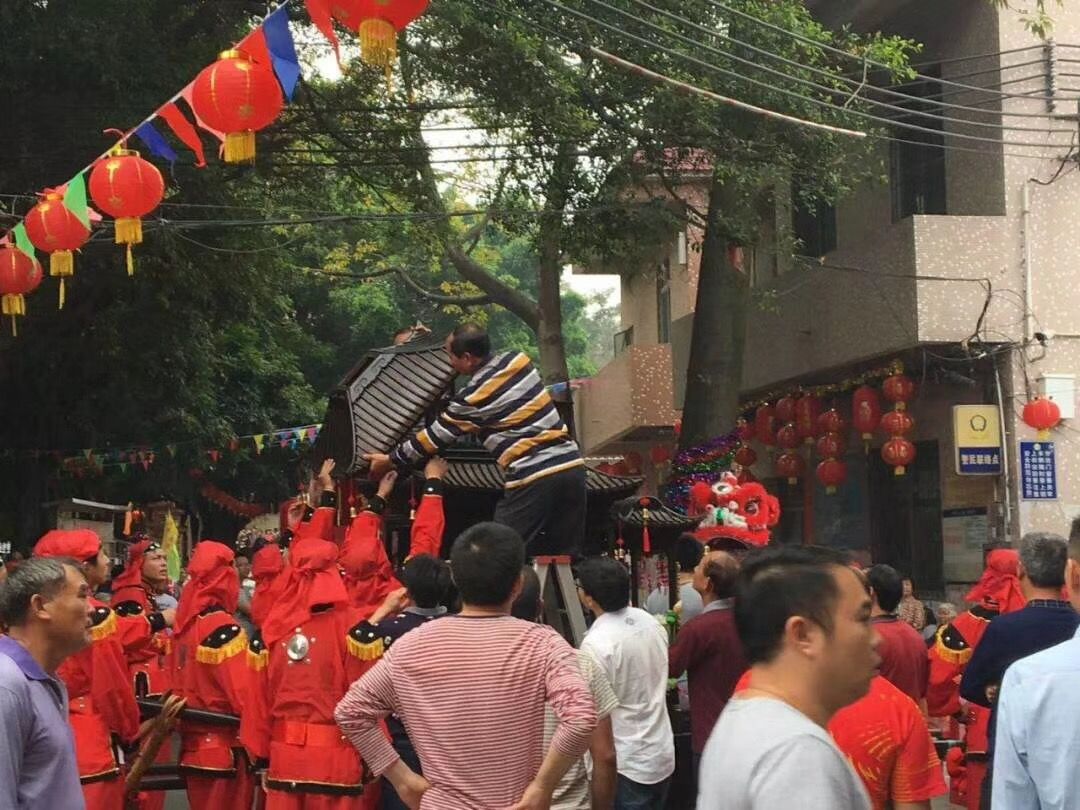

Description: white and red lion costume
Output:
[688,472,780,548]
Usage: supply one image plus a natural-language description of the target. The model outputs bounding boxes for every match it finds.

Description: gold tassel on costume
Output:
[246,647,269,672]
[196,632,248,665]
[224,131,256,164]
[346,633,385,661]
[90,611,118,642]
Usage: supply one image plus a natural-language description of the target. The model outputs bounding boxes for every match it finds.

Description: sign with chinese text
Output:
[954,405,1002,475]
[1020,441,1058,501]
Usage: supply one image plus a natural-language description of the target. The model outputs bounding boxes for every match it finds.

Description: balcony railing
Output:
[613,326,634,357]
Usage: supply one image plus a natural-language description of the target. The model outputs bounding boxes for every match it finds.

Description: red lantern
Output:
[88,148,165,275]
[0,246,43,336]
[882,437,916,476]
[776,423,800,451]
[673,418,682,438]
[736,417,756,444]
[880,409,915,438]
[775,451,806,484]
[852,385,882,446]
[795,395,823,444]
[734,445,758,467]
[190,49,284,164]
[331,0,430,80]
[815,431,846,460]
[883,373,916,411]
[24,191,90,310]
[816,458,848,494]
[818,408,847,437]
[1022,397,1061,440]
[754,404,777,447]
[650,445,672,465]
[775,395,797,425]
[737,467,757,485]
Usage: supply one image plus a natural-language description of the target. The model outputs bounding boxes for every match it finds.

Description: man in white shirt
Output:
[698,546,879,810]
[577,557,675,809]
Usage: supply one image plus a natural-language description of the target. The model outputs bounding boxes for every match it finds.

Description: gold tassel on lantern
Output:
[358,18,397,89]
[114,217,143,246]
[224,131,256,164]
[2,293,25,337]
[50,250,74,310]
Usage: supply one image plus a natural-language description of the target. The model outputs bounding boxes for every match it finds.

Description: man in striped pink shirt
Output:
[335,522,597,810]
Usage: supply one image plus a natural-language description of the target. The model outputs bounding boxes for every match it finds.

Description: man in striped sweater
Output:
[366,323,587,556]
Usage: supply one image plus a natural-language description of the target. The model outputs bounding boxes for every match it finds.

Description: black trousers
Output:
[492,465,587,556]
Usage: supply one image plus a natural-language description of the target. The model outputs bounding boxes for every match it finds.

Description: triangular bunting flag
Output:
[157,102,207,168]
[166,444,177,457]
[142,459,150,471]
[180,83,226,143]
[208,449,221,463]
[62,172,91,230]
[120,463,128,473]
[253,434,265,454]
[304,0,342,68]
[135,122,178,165]
[264,6,301,100]
[12,224,35,261]
[82,448,93,460]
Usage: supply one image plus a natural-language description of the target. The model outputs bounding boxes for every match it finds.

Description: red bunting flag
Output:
[239,25,274,66]
[180,83,226,144]
[304,0,342,67]
[157,102,208,167]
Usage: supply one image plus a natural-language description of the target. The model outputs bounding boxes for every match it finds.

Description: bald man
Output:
[669,550,747,780]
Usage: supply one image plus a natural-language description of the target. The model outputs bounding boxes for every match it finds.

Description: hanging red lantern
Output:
[736,417,756,444]
[754,404,777,447]
[650,445,672,465]
[880,409,915,438]
[0,246,43,336]
[776,423,800,451]
[88,147,164,275]
[816,458,848,494]
[775,395,798,425]
[673,418,682,438]
[734,445,758,467]
[24,191,90,310]
[815,431,846,460]
[882,437,916,476]
[818,408,847,437]
[883,373,916,411]
[1022,397,1061,440]
[331,0,431,82]
[775,451,806,484]
[190,49,284,164]
[737,467,757,485]
[852,385,882,448]
[795,394,823,445]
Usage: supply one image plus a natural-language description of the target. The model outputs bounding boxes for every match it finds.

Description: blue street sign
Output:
[1020,441,1058,501]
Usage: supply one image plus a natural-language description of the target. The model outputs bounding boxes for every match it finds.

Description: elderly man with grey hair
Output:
[0,556,94,809]
[959,532,1079,809]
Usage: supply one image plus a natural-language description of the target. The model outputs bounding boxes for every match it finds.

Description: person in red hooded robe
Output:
[250,542,285,631]
[173,540,255,810]
[927,547,1025,810]
[33,529,144,810]
[111,537,176,698]
[241,469,380,810]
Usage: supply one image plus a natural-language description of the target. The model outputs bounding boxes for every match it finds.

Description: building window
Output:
[657,259,671,344]
[890,67,946,221]
[792,199,837,257]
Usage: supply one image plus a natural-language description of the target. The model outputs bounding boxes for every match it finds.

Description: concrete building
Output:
[575,0,1080,597]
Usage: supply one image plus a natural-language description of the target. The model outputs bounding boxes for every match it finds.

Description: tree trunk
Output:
[534,145,575,390]
[679,178,749,451]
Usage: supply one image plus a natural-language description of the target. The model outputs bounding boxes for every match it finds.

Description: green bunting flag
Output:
[11,223,35,260]
[63,172,91,230]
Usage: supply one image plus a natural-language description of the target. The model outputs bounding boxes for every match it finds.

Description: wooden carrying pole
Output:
[125,693,186,806]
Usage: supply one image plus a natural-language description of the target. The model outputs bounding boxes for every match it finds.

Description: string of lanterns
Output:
[730,361,919,493]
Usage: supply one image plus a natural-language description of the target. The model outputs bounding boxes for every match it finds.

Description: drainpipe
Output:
[1022,181,1033,348]
[992,357,1014,543]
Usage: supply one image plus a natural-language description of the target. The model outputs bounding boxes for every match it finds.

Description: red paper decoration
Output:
[754,404,777,447]
[775,451,806,484]
[0,246,42,336]
[190,49,284,164]
[880,409,915,438]
[882,437,916,476]
[817,408,847,437]
[883,373,916,411]
[852,385,882,448]
[795,395,823,445]
[1022,397,1061,440]
[816,458,848,494]
[88,148,164,275]
[776,423,801,451]
[650,445,672,465]
[24,191,89,310]
[736,417,756,444]
[331,0,430,79]
[734,445,758,467]
[815,431,846,460]
[775,395,798,425]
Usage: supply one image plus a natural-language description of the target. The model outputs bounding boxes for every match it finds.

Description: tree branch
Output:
[393,266,491,305]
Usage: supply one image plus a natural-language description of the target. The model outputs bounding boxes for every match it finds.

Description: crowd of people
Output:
[5,325,1080,810]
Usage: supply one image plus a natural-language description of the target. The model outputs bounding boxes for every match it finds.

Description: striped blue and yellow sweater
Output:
[389,351,583,489]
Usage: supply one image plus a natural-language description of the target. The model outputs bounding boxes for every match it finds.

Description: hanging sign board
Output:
[954,405,1002,475]
[1020,441,1058,501]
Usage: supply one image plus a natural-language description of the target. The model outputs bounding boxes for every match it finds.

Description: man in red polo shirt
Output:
[867,565,928,705]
